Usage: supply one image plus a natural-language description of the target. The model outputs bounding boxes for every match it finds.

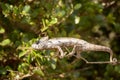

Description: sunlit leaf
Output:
[0,27,5,34]
[50,17,58,25]
[0,39,11,46]
[19,51,27,58]
[47,17,58,26]
[75,16,80,24]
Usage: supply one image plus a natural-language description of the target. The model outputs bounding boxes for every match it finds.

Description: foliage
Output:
[0,0,120,80]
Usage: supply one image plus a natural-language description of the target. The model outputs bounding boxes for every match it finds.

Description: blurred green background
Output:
[0,0,120,80]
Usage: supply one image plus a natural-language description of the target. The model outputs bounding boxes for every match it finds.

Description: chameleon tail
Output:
[82,43,113,62]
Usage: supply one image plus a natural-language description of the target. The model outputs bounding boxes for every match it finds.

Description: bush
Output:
[0,0,120,80]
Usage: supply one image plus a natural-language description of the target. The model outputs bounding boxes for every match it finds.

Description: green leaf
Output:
[13,6,19,15]
[50,58,57,69]
[51,63,56,70]
[21,5,30,16]
[0,27,5,34]
[57,10,66,17]
[33,68,44,76]
[23,5,30,13]
[74,3,82,10]
[0,39,11,46]
[27,54,32,63]
[49,17,58,26]
[18,63,29,73]
[19,51,27,58]
[41,27,49,32]
[0,67,7,75]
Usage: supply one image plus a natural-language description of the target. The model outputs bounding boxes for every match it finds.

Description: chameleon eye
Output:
[36,40,41,44]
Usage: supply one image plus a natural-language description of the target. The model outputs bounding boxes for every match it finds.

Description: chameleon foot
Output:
[59,52,67,59]
[111,58,117,65]
[66,53,74,57]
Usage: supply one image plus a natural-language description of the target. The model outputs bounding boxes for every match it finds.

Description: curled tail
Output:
[82,43,113,62]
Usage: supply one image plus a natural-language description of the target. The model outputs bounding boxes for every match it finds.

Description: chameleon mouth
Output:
[31,44,39,49]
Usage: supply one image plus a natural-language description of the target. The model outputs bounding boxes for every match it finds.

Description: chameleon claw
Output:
[59,52,67,59]
[112,58,117,63]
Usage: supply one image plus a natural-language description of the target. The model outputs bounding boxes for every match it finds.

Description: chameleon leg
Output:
[55,46,64,58]
[66,45,77,57]
[76,53,89,63]
[75,46,89,63]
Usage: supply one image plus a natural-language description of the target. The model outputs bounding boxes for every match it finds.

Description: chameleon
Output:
[32,37,117,64]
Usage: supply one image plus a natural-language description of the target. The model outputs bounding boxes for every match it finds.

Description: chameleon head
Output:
[32,44,38,49]
[32,43,45,50]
